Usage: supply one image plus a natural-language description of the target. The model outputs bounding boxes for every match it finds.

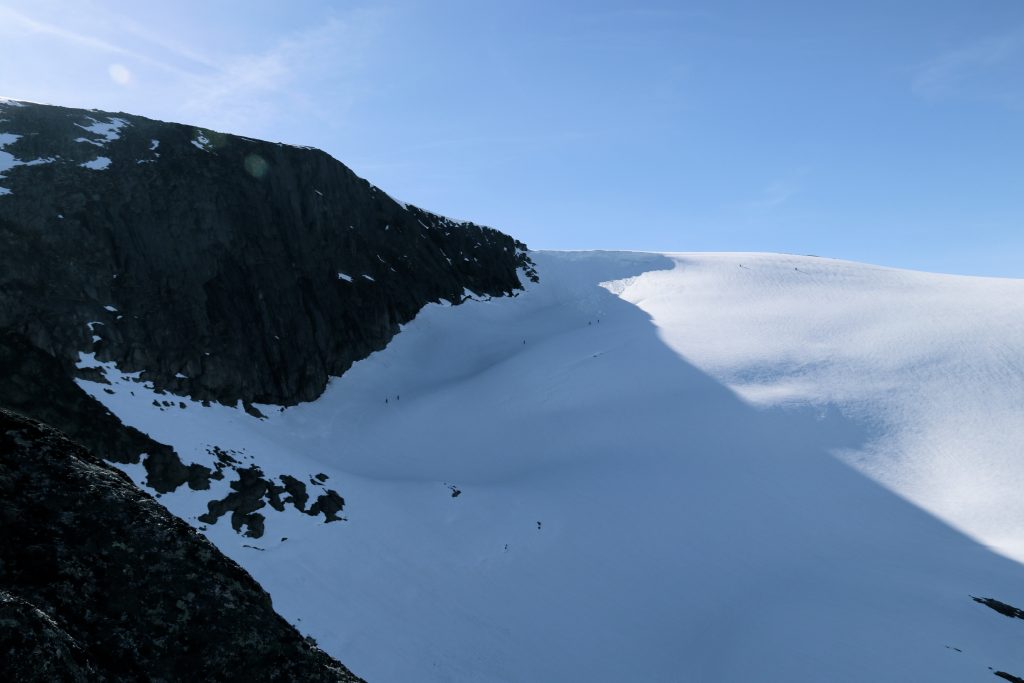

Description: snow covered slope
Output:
[624,252,1024,563]
[77,251,1024,682]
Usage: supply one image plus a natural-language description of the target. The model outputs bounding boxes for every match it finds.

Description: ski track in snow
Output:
[76,251,1024,683]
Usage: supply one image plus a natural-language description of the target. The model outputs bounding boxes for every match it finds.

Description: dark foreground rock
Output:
[0,408,364,682]
[0,330,201,487]
[0,330,343,536]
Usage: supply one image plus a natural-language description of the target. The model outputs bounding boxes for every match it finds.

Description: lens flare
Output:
[244,154,269,179]
[108,64,132,85]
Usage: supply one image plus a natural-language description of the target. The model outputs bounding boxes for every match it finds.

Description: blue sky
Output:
[2,0,1022,276]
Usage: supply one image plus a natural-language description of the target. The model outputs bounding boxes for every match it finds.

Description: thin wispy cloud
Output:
[406,130,589,153]
[176,12,389,135]
[912,29,1024,100]
[0,4,187,77]
[748,169,809,214]
[0,3,390,140]
[75,2,223,71]
[754,180,800,210]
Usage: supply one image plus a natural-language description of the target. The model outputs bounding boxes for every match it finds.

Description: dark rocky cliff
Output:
[0,408,364,682]
[0,99,535,408]
[0,99,536,527]
[0,100,537,678]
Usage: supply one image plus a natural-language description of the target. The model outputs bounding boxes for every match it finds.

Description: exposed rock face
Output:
[197,463,346,538]
[0,330,343,535]
[972,596,1024,621]
[0,330,177,475]
[994,672,1024,683]
[0,100,533,676]
[0,99,535,408]
[0,99,536,531]
[0,408,364,682]
[971,596,1024,682]
[0,589,99,682]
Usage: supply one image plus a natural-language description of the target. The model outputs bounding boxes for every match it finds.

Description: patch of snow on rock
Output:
[75,116,128,145]
[192,131,213,152]
[81,157,112,170]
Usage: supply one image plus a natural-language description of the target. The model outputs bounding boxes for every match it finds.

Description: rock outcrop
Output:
[0,408,364,682]
[0,99,536,528]
[0,99,535,409]
[0,330,344,535]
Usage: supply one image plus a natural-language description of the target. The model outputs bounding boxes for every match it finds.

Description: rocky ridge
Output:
[0,99,536,532]
[0,407,364,682]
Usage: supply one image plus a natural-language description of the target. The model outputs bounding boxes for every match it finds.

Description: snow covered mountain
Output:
[3,99,1022,681]
[0,98,532,528]
[0,408,361,682]
[75,250,1024,682]
[0,98,534,679]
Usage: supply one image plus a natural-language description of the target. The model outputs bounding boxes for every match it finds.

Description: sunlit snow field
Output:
[78,251,1024,682]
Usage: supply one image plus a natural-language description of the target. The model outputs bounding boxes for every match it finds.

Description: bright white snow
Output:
[0,133,19,173]
[621,252,1024,562]
[80,157,112,170]
[76,251,1024,683]
[137,139,161,164]
[75,116,128,145]
[192,131,213,151]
